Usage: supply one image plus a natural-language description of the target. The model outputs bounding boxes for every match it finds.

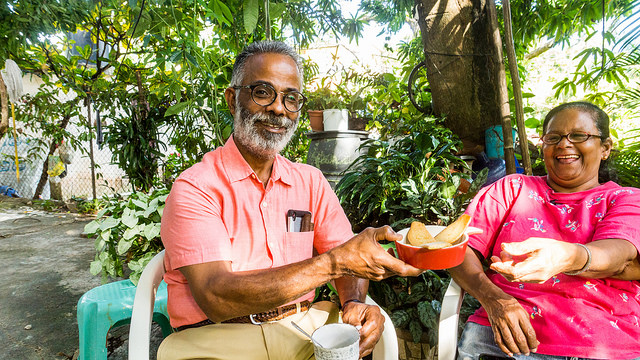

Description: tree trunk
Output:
[415,0,511,154]
[0,72,9,139]
[33,115,71,199]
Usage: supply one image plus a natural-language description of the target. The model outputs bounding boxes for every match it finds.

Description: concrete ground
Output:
[0,196,162,360]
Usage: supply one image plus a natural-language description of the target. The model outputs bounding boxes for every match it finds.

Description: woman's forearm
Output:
[582,239,639,279]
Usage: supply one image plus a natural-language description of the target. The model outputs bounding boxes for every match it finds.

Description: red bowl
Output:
[394,225,469,270]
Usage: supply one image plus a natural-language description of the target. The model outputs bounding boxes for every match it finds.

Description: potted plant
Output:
[345,88,369,131]
[305,87,331,132]
[335,118,485,359]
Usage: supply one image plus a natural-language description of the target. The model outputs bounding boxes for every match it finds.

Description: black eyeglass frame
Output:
[233,83,307,113]
[541,131,602,145]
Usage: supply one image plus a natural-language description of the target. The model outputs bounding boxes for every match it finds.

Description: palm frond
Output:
[611,149,640,188]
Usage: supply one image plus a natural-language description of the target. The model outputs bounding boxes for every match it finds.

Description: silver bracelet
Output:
[563,243,592,275]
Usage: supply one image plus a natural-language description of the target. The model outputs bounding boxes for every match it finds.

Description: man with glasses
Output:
[158,40,423,360]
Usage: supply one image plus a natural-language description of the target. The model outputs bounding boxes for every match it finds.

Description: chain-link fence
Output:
[0,129,131,201]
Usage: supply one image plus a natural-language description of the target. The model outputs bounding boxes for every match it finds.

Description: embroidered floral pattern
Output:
[528,190,545,203]
[503,220,515,227]
[586,194,605,208]
[564,220,580,232]
[530,305,542,319]
[529,218,547,232]
[584,281,598,292]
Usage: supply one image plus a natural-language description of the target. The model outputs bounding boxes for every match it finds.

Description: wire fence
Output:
[0,133,131,201]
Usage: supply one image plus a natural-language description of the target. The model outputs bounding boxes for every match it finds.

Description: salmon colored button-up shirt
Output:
[161,137,354,328]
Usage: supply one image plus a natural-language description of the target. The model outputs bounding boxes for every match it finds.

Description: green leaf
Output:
[417,300,436,329]
[132,199,147,209]
[215,0,234,24]
[117,238,133,255]
[99,216,120,230]
[144,200,159,217]
[144,223,161,240]
[94,237,105,251]
[96,207,109,218]
[84,220,100,235]
[90,260,103,276]
[268,2,286,20]
[123,225,142,240]
[165,101,190,117]
[390,309,410,328]
[100,229,111,242]
[409,319,423,343]
[406,282,427,303]
[121,209,138,228]
[243,0,259,34]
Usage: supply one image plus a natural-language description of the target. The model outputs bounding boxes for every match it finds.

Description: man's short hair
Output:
[229,41,304,88]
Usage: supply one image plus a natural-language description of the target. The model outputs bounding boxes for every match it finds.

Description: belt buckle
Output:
[249,314,262,325]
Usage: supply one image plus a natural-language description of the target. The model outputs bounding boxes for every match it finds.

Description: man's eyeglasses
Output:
[233,83,306,112]
[541,131,602,145]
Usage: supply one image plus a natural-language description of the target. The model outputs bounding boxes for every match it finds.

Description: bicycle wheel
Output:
[408,60,432,114]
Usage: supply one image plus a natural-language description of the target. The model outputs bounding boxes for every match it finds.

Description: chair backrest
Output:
[128,250,166,360]
[437,279,466,360]
[365,295,398,360]
[127,249,399,360]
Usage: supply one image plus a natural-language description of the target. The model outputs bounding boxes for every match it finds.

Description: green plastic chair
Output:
[77,276,171,360]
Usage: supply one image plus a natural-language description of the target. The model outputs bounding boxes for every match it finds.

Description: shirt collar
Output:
[221,136,293,187]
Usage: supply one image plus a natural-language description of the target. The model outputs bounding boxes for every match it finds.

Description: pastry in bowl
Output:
[395,216,482,270]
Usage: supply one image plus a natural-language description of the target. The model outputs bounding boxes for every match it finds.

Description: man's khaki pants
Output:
[157,301,340,360]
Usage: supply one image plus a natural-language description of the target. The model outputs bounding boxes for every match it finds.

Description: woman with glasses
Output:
[450,102,640,360]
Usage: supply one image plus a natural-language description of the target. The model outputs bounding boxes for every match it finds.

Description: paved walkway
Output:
[0,197,162,359]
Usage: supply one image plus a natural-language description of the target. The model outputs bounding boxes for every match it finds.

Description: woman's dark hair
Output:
[543,101,616,183]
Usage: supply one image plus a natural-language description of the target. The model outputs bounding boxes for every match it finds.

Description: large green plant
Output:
[368,269,480,345]
[84,190,168,284]
[336,118,478,232]
[104,103,169,192]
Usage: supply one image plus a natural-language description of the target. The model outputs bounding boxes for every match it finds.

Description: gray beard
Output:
[232,105,298,160]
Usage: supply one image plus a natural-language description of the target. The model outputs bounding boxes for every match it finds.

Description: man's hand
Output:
[326,226,424,280]
[341,301,385,358]
[484,294,539,357]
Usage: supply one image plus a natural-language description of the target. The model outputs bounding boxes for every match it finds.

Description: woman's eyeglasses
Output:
[541,132,602,145]
[233,83,306,112]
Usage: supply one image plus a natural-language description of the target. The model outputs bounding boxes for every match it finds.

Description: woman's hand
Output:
[489,237,584,283]
[341,301,384,358]
[484,293,539,357]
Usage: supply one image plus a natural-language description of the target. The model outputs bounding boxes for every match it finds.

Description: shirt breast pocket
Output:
[283,232,315,263]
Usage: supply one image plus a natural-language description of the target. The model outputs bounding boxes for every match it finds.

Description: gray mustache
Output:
[253,114,293,128]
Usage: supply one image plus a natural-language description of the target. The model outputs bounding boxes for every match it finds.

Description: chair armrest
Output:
[438,279,465,360]
[365,295,398,360]
[128,250,166,360]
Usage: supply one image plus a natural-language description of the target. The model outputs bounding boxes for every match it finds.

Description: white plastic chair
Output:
[437,279,466,360]
[128,250,399,360]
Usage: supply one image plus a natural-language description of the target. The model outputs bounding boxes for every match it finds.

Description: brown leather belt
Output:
[177,300,311,331]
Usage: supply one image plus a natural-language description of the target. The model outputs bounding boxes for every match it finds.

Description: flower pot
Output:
[308,110,324,132]
[348,116,367,131]
[306,130,369,189]
[323,109,349,131]
[396,328,437,360]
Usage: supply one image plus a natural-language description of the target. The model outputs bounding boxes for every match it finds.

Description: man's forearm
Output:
[184,252,345,322]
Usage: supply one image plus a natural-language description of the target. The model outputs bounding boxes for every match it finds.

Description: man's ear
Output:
[224,87,236,115]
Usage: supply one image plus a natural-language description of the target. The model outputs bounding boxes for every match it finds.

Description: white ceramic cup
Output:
[311,323,360,360]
